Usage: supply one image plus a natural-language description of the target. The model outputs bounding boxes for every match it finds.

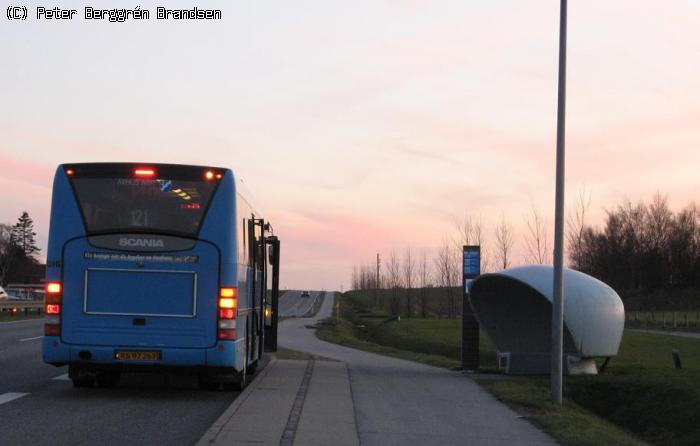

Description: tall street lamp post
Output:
[551,0,568,405]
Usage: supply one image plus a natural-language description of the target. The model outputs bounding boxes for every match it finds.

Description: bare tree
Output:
[643,192,673,252]
[454,213,490,273]
[386,251,402,315]
[523,204,550,264]
[494,214,514,270]
[669,203,700,287]
[454,214,477,247]
[567,187,591,269]
[403,247,416,317]
[418,250,431,317]
[434,239,459,318]
[351,261,382,293]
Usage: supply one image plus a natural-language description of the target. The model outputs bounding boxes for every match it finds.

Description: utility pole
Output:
[551,0,568,405]
[375,253,381,307]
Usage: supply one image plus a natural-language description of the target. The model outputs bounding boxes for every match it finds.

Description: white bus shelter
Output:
[469,265,625,375]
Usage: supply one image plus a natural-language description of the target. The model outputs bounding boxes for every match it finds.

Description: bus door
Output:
[248,218,265,361]
[264,235,280,352]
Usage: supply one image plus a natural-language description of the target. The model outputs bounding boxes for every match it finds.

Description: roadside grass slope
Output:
[317,291,700,446]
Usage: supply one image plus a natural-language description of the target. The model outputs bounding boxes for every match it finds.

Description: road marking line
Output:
[0,319,44,326]
[0,393,29,406]
[52,373,70,381]
[19,336,43,342]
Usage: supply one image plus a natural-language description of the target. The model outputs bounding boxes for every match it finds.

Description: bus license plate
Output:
[115,350,161,361]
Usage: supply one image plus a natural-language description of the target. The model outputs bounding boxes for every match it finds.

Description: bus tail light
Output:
[46,304,61,315]
[220,287,237,298]
[134,168,155,177]
[44,282,62,337]
[218,287,238,340]
[205,170,223,181]
[219,308,236,319]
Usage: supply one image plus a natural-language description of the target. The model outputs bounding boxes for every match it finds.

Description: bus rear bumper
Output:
[42,337,244,370]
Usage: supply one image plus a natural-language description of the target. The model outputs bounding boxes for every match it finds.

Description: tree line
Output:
[350,201,578,318]
[0,211,42,286]
[571,194,700,308]
[351,191,700,315]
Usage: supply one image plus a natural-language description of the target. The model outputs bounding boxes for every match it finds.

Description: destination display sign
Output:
[84,252,199,264]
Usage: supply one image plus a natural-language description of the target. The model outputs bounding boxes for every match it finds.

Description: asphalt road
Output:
[278,290,322,318]
[0,290,326,445]
[0,318,247,446]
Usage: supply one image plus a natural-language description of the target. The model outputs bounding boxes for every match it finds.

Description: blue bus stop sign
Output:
[463,246,481,292]
[462,245,480,370]
[463,247,480,277]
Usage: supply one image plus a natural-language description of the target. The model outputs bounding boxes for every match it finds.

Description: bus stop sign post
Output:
[462,245,481,371]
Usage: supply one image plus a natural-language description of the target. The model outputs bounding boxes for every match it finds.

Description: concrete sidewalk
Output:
[198,357,357,446]
[199,294,558,445]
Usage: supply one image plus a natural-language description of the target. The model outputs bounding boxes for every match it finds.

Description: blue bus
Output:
[42,163,280,390]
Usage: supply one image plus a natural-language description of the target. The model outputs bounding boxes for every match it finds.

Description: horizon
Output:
[2,1,698,290]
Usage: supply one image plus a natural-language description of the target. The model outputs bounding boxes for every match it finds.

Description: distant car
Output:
[301,291,310,297]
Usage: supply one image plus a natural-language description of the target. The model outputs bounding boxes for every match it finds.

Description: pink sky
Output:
[1,1,699,289]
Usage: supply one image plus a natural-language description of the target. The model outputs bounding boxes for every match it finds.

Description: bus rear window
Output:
[71,177,218,236]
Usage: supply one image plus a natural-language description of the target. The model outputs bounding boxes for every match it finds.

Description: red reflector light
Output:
[218,329,236,340]
[134,168,155,177]
[65,169,75,176]
[44,324,61,336]
[219,308,236,319]
[46,282,62,294]
[46,304,61,315]
[215,173,223,179]
[220,287,237,298]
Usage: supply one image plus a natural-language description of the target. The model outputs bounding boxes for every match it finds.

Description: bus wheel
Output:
[223,370,246,391]
[72,377,94,388]
[224,358,247,391]
[96,372,120,388]
[69,365,94,388]
[246,361,258,375]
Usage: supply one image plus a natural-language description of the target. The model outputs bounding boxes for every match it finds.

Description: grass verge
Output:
[317,291,700,446]
[479,377,648,446]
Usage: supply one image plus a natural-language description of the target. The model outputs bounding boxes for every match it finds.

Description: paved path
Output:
[200,293,557,445]
[628,329,700,339]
